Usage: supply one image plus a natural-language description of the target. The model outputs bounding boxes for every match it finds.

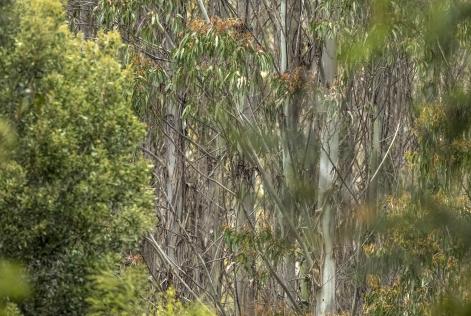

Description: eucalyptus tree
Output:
[81,0,382,314]
[64,0,471,315]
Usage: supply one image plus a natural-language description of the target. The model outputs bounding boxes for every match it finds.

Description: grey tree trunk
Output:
[165,100,185,267]
[234,2,257,315]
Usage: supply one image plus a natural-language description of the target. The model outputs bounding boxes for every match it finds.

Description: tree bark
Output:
[317,36,338,316]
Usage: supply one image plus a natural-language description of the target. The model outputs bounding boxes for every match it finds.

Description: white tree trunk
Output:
[317,36,338,316]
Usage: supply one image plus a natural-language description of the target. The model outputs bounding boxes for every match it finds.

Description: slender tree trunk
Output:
[203,127,224,304]
[235,4,256,312]
[235,158,256,316]
[235,0,256,316]
[279,0,299,308]
[369,100,382,206]
[317,36,338,316]
[167,104,184,256]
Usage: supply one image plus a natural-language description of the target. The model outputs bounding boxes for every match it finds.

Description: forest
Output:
[1,0,471,315]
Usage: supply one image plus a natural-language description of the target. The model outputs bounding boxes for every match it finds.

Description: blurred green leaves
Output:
[0,261,29,301]
[87,263,149,316]
[0,260,29,316]
[0,121,15,164]
[339,0,471,68]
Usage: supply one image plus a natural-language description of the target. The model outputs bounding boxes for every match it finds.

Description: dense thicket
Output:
[0,0,155,314]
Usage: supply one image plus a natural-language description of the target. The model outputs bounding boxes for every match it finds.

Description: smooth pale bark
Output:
[197,0,210,23]
[280,0,288,74]
[317,36,338,316]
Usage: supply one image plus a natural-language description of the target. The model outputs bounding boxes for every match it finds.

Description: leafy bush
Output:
[156,288,215,316]
[87,262,149,316]
[0,0,155,314]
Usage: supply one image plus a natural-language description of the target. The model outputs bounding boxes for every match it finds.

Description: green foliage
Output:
[354,1,471,313]
[0,0,155,314]
[174,18,270,92]
[416,94,471,187]
[0,0,17,48]
[362,193,466,315]
[223,225,293,284]
[0,261,30,304]
[0,121,15,164]
[338,0,471,70]
[97,0,185,46]
[88,269,216,316]
[156,288,215,316]
[87,263,149,316]
[0,260,29,316]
